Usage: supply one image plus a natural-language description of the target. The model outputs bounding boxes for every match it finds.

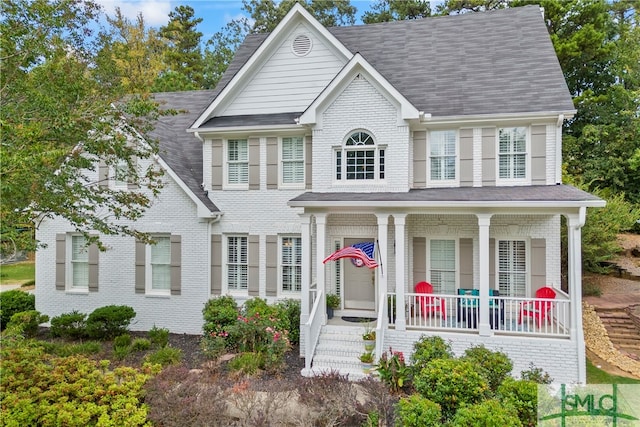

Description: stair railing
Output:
[375,289,387,363]
[304,288,324,372]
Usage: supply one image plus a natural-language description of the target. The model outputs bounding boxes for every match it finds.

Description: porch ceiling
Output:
[288,184,605,211]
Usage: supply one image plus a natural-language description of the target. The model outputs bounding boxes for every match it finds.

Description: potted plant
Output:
[360,351,374,372]
[326,293,340,319]
[362,324,376,351]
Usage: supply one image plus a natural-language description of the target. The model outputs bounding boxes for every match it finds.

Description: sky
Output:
[95,0,378,41]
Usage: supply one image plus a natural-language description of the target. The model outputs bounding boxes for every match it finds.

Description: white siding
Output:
[221,23,346,116]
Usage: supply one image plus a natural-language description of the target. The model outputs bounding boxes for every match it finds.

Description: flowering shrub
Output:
[375,347,411,393]
[200,297,291,373]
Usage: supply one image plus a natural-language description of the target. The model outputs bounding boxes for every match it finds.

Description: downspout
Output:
[556,114,564,184]
[206,213,222,299]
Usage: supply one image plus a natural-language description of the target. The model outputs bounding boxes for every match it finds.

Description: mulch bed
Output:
[35,328,306,390]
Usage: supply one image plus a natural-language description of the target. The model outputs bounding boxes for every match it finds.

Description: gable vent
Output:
[292,34,312,57]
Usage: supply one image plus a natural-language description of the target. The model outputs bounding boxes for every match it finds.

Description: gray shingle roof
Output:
[289,185,603,206]
[197,5,574,127]
[150,6,580,213]
[200,112,301,128]
[150,90,219,212]
[327,6,574,116]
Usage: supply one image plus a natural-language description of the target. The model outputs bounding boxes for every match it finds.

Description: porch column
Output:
[316,213,327,323]
[394,214,407,331]
[568,208,586,384]
[477,213,493,336]
[300,213,311,325]
[376,213,388,308]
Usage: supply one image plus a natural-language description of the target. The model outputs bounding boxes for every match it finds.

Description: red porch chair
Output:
[518,286,556,328]
[415,281,447,320]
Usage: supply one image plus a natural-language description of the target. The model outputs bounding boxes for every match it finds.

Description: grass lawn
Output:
[0,261,35,285]
[586,359,640,384]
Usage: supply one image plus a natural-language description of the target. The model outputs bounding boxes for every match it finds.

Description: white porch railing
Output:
[389,292,571,337]
[304,287,324,371]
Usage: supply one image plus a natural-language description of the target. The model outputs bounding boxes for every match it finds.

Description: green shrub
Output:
[228,352,264,376]
[413,358,488,421]
[145,346,182,367]
[5,310,49,337]
[50,310,87,339]
[148,324,169,348]
[395,394,441,427]
[410,335,453,372]
[461,345,513,394]
[276,298,300,345]
[1,339,154,426]
[450,399,522,426]
[114,344,131,360]
[132,338,151,351]
[520,362,553,384]
[202,295,238,335]
[85,305,136,339]
[114,333,132,349]
[498,378,538,427]
[0,290,35,330]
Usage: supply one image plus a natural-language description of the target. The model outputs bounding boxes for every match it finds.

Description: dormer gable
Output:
[191,3,353,129]
[298,53,420,127]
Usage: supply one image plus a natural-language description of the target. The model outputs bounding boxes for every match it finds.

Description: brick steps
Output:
[595,307,640,358]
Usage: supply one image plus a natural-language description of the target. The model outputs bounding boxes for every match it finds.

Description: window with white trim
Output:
[281,236,301,292]
[227,139,248,184]
[429,239,456,294]
[498,240,527,297]
[70,235,89,289]
[112,159,129,189]
[281,137,304,184]
[429,130,457,183]
[149,236,171,293]
[335,131,385,181]
[498,127,527,180]
[227,236,248,291]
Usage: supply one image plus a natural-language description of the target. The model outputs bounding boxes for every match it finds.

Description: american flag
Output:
[323,241,378,269]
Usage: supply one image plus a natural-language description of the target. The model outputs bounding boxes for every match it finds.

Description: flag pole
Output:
[376,239,383,277]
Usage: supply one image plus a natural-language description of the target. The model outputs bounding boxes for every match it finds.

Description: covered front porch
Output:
[289,186,604,383]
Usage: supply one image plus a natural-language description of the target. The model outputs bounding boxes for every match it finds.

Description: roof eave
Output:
[421,110,577,125]
[288,200,606,209]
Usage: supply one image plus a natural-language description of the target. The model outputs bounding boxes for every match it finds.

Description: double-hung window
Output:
[429,239,456,294]
[498,240,527,297]
[150,236,171,293]
[227,236,248,291]
[498,127,527,180]
[281,236,301,292]
[227,139,248,185]
[429,130,457,183]
[335,131,384,181]
[71,235,89,289]
[282,137,304,184]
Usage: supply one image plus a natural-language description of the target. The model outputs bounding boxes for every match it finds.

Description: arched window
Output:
[335,131,385,181]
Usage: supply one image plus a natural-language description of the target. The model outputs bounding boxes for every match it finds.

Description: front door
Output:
[343,238,376,310]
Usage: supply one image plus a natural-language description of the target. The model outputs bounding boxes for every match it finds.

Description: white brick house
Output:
[36,5,604,383]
